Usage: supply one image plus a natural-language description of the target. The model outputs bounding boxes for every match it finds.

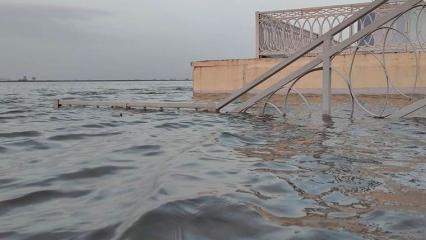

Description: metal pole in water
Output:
[322,37,332,115]
[53,99,61,109]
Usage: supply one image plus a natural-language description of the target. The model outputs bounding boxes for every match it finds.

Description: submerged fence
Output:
[256,1,426,57]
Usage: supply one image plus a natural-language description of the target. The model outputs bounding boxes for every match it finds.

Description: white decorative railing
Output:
[256,1,426,57]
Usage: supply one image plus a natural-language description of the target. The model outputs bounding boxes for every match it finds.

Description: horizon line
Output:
[0,79,192,82]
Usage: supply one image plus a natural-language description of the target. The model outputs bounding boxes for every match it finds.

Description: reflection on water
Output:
[0,82,425,240]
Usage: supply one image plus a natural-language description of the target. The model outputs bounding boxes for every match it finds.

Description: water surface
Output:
[0,82,425,240]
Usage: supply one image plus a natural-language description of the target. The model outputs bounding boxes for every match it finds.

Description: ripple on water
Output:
[114,145,164,156]
[24,166,134,187]
[80,122,123,128]
[410,117,426,125]
[0,109,32,115]
[155,122,190,129]
[8,140,50,150]
[0,178,17,189]
[0,146,7,153]
[79,223,120,240]
[81,124,106,129]
[360,210,426,238]
[48,132,122,141]
[119,196,363,240]
[0,131,41,138]
[100,122,119,127]
[0,232,15,239]
[220,132,265,147]
[0,115,31,120]
[20,230,80,240]
[0,190,91,215]
[119,197,277,240]
[323,191,359,206]
[56,166,134,181]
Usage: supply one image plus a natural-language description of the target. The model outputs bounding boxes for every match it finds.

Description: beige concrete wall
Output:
[192,52,426,95]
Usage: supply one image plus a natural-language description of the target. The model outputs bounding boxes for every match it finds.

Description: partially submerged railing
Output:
[257,1,426,57]
[54,100,217,112]
[221,0,426,118]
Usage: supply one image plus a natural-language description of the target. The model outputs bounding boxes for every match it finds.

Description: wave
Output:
[56,166,134,181]
[9,140,50,150]
[24,166,134,187]
[114,145,164,156]
[0,131,41,138]
[0,189,91,215]
[48,132,122,141]
[118,196,363,240]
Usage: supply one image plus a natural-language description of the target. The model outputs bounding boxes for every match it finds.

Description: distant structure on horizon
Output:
[18,76,28,81]
[17,76,37,81]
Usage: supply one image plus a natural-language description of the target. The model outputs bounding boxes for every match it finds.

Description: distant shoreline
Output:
[0,80,192,83]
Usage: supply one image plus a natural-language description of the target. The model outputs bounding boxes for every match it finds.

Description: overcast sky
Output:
[0,0,363,80]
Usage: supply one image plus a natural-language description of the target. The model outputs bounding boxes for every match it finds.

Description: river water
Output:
[0,81,425,240]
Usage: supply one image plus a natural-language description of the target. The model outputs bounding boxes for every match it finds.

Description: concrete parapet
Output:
[192,52,426,95]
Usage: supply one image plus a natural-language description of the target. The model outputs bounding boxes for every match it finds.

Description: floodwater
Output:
[0,81,425,240]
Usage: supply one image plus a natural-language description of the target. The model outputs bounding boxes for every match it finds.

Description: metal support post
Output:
[322,37,332,115]
[255,12,261,58]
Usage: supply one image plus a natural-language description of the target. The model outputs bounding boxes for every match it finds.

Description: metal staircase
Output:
[215,0,425,117]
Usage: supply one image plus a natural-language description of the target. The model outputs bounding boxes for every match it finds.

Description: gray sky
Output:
[0,0,362,80]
